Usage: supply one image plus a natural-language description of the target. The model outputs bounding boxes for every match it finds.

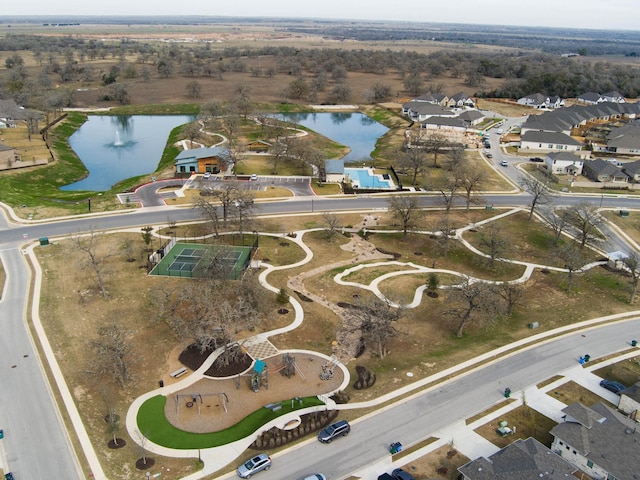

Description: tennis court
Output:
[149,242,252,280]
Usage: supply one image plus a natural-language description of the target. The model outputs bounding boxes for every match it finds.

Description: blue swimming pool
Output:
[344,167,395,190]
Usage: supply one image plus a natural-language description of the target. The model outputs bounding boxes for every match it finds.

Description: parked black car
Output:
[600,379,626,394]
[317,419,350,443]
[392,468,416,480]
[530,157,544,162]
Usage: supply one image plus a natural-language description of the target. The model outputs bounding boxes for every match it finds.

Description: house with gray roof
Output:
[618,381,640,419]
[622,160,640,182]
[458,110,485,126]
[407,103,456,122]
[420,116,467,133]
[458,437,577,480]
[577,92,602,105]
[601,91,626,103]
[545,152,584,175]
[447,91,475,108]
[401,93,449,114]
[551,402,640,480]
[583,158,629,183]
[520,131,583,152]
[607,121,640,154]
[517,93,565,110]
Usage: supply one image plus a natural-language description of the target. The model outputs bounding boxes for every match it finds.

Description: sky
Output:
[2,0,640,31]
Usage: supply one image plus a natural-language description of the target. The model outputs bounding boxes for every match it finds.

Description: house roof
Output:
[174,146,231,163]
[583,158,627,177]
[578,91,601,102]
[458,110,484,122]
[421,116,466,128]
[520,93,546,103]
[602,91,625,100]
[521,130,583,146]
[458,437,577,480]
[450,91,472,103]
[607,121,640,150]
[620,381,640,402]
[623,159,640,176]
[410,103,456,116]
[551,402,640,480]
[547,152,583,163]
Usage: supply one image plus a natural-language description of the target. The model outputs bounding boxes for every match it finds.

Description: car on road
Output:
[392,468,416,480]
[250,173,258,181]
[530,157,544,163]
[378,474,394,480]
[237,453,271,478]
[318,419,350,443]
[600,379,626,394]
[500,160,508,167]
[486,152,493,158]
[300,475,327,480]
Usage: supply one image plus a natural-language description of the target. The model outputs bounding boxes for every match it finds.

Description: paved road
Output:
[254,318,640,480]
[2,153,640,478]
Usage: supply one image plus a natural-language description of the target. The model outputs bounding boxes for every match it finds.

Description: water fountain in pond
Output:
[114,130,123,147]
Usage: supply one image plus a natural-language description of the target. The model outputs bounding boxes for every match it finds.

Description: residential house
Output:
[458,437,577,480]
[607,121,640,154]
[518,93,548,108]
[582,158,629,183]
[545,152,584,175]
[577,92,602,105]
[600,91,626,103]
[622,159,640,182]
[517,93,564,109]
[174,146,231,174]
[447,91,475,109]
[401,93,448,115]
[458,110,485,126]
[406,103,456,122]
[520,131,583,152]
[551,402,640,480]
[322,159,344,183]
[618,381,640,420]
[420,116,467,133]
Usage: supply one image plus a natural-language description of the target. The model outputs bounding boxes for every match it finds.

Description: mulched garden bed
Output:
[179,343,253,377]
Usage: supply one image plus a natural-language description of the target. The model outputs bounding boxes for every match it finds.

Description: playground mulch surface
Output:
[164,352,344,433]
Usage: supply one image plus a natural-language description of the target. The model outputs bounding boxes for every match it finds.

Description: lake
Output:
[62,114,194,191]
[277,112,388,162]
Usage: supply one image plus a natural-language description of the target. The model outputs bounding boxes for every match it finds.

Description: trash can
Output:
[39,237,49,246]
[504,388,511,398]
[159,380,164,388]
[632,340,638,347]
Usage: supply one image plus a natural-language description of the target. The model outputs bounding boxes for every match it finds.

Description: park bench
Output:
[170,367,188,378]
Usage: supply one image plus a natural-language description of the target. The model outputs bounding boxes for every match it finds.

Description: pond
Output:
[277,112,388,162]
[62,114,194,191]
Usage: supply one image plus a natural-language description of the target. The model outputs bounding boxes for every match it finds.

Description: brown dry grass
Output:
[545,381,614,408]
[592,354,640,387]
[402,444,471,480]
[32,210,640,477]
[474,405,557,448]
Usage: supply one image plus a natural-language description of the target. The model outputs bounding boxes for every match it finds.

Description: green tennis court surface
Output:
[150,242,252,279]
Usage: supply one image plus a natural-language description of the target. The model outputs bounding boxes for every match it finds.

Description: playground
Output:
[163,352,344,433]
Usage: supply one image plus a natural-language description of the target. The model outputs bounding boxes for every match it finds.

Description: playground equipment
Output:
[320,356,339,381]
[237,354,308,393]
[174,392,228,416]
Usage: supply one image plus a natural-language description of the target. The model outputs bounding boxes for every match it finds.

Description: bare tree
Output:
[388,195,421,239]
[543,207,570,247]
[566,201,604,249]
[74,229,116,298]
[88,323,134,388]
[521,176,550,221]
[424,132,450,168]
[182,122,201,149]
[622,251,640,303]
[398,144,427,186]
[447,279,497,337]
[435,212,456,258]
[455,160,486,212]
[479,222,508,267]
[185,80,201,99]
[436,175,461,212]
[105,407,120,445]
[322,212,340,239]
[195,197,221,237]
[496,283,526,316]
[342,296,404,359]
[555,243,585,292]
